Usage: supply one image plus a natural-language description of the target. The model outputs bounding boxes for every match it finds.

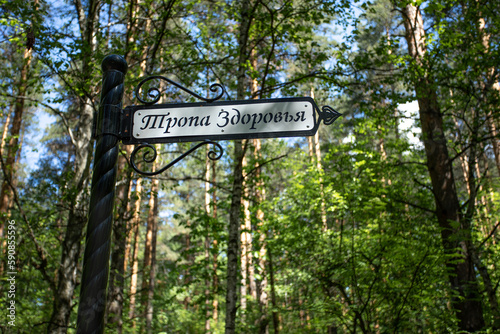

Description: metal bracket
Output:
[92,104,124,139]
[129,140,223,176]
[134,75,225,105]
[91,105,133,141]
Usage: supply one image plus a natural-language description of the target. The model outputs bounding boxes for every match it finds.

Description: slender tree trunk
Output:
[309,88,327,229]
[240,164,249,311]
[253,139,269,334]
[241,53,260,314]
[226,0,253,332]
[267,244,279,334]
[123,178,135,273]
[128,178,142,328]
[240,157,252,312]
[0,109,12,244]
[402,4,485,331]
[241,155,257,312]
[205,151,212,333]
[146,197,158,334]
[466,17,500,320]
[142,158,159,333]
[211,159,219,322]
[477,16,500,177]
[0,47,32,230]
[0,110,13,276]
[226,139,246,334]
[183,215,192,309]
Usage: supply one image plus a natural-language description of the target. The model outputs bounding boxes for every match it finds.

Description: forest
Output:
[0,0,499,333]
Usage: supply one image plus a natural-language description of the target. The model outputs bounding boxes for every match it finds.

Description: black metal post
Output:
[76,55,127,334]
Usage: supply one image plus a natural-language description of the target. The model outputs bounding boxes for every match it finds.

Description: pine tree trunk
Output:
[253,139,269,334]
[143,158,159,333]
[309,89,327,229]
[477,16,500,177]
[241,155,257,312]
[0,110,13,275]
[123,179,134,274]
[267,244,279,334]
[146,199,158,334]
[128,178,143,328]
[0,109,12,246]
[402,4,485,331]
[0,48,32,229]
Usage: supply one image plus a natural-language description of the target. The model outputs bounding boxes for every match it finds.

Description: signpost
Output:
[123,97,339,144]
[76,54,341,333]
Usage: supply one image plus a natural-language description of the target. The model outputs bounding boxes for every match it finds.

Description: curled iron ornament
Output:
[319,105,342,125]
[130,141,224,176]
[135,75,225,105]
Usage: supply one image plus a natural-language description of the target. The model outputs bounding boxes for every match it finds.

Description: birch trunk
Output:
[226,139,246,334]
[205,151,212,333]
[226,0,253,332]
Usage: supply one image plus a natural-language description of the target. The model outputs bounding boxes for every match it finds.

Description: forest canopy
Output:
[0,0,499,333]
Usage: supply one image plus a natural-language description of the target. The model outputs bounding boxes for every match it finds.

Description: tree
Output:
[399,2,485,330]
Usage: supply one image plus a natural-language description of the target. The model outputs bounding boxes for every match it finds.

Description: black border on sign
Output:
[121,97,321,145]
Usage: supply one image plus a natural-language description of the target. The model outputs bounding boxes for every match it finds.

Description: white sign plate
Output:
[124,97,320,144]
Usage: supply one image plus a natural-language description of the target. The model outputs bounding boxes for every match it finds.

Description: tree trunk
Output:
[267,244,279,334]
[128,178,143,328]
[477,16,500,177]
[253,139,269,334]
[211,158,219,322]
[402,4,485,331]
[226,139,246,334]
[226,0,253,332]
[146,196,158,334]
[241,155,256,312]
[142,158,159,333]
[205,151,212,333]
[0,47,32,232]
[309,88,327,229]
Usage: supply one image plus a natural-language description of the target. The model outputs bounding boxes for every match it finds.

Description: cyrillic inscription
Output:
[132,99,316,141]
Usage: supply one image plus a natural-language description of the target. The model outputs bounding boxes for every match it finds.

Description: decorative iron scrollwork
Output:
[319,105,342,125]
[130,141,223,176]
[135,75,225,105]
